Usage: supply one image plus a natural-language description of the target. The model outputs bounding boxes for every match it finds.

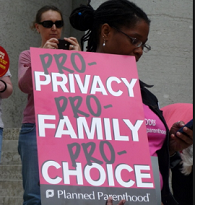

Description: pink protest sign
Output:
[30,47,157,205]
[0,46,9,77]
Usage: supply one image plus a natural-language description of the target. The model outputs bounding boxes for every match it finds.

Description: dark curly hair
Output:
[69,0,150,51]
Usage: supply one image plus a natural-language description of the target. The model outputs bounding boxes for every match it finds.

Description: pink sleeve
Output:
[161,103,193,129]
[18,50,33,94]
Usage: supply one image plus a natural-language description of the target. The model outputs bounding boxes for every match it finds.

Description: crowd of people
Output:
[1,1,193,205]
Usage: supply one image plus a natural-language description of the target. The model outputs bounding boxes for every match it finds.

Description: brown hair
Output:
[30,5,64,31]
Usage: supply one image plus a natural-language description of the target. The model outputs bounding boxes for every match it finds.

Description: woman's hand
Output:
[169,121,193,155]
[106,197,125,205]
[42,37,81,51]
[43,38,59,49]
[64,37,81,51]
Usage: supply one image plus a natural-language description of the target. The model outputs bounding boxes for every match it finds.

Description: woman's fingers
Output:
[43,38,58,49]
[64,37,81,51]
[106,197,125,205]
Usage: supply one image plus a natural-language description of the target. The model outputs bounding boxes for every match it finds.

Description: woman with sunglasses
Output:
[69,0,193,205]
[18,5,81,205]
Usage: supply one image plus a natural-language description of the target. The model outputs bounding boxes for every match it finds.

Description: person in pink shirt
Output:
[161,103,193,205]
[69,1,193,204]
[18,5,81,205]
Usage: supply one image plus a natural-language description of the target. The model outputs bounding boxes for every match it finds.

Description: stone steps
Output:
[0,128,23,205]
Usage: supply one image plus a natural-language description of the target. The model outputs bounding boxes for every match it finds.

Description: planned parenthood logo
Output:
[46,189,54,198]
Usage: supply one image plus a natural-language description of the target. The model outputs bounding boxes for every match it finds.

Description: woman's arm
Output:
[18,50,33,94]
[0,75,13,99]
[18,38,81,94]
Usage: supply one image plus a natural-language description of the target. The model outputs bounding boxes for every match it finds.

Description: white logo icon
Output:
[46,189,54,198]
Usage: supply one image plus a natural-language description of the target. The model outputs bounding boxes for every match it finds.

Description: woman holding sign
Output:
[18,5,81,205]
[69,0,193,205]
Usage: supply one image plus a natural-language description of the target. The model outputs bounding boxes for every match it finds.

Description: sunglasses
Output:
[39,20,64,28]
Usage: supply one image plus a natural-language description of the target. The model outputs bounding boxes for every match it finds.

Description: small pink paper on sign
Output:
[30,47,157,205]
